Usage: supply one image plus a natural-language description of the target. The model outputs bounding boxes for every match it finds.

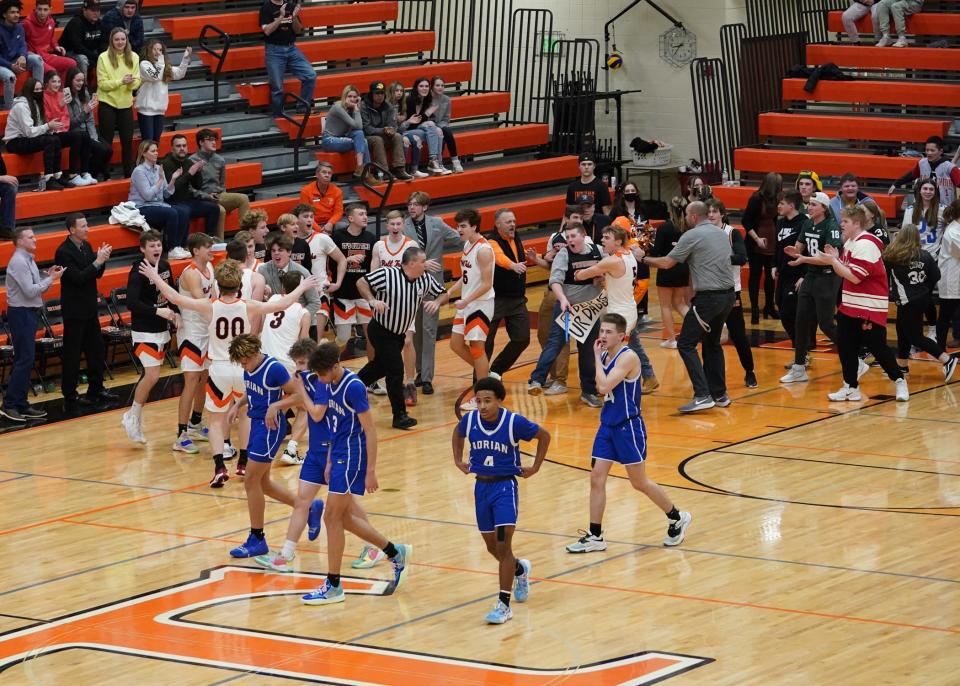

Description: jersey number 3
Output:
[269,311,285,329]
[215,317,245,340]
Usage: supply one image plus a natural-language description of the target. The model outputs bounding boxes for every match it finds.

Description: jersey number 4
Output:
[483,455,494,466]
[215,317,245,340]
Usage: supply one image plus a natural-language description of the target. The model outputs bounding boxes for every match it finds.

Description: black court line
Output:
[0,519,285,600]
[360,509,960,586]
[860,410,960,426]
[714,449,960,478]
[0,612,48,623]
[0,468,249,502]
[0,474,30,485]
[201,548,650,686]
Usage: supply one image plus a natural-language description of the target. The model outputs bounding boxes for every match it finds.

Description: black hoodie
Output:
[60,11,103,64]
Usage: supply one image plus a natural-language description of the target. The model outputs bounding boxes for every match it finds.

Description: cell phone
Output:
[284,0,299,13]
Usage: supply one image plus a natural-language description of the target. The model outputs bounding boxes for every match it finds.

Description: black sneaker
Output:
[421,381,434,395]
[0,406,26,422]
[944,355,958,383]
[20,405,48,418]
[392,414,417,430]
[744,371,758,388]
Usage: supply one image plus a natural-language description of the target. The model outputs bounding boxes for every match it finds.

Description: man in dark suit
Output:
[402,190,460,394]
[55,213,117,407]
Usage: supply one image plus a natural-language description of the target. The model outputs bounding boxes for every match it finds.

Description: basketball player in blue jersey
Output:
[253,337,376,573]
[298,342,411,605]
[566,314,692,554]
[225,334,305,559]
[453,376,551,625]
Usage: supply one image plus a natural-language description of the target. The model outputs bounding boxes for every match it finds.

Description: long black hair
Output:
[66,66,91,103]
[406,77,432,118]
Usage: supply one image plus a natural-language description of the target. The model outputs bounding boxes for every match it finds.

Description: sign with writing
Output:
[555,294,608,344]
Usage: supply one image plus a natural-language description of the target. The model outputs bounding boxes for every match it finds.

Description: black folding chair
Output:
[37,299,65,391]
[99,292,133,378]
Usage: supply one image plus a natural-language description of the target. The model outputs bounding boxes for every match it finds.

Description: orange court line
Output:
[0,480,209,538]
[539,576,959,635]
[50,518,957,635]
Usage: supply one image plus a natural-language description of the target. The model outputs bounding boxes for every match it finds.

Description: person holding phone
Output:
[96,27,139,176]
[260,0,315,117]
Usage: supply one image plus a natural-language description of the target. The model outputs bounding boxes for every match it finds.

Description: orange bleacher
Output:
[827,9,960,36]
[159,1,399,41]
[783,78,960,108]
[757,113,950,142]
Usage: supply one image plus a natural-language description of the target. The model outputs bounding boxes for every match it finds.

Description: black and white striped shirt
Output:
[364,267,445,335]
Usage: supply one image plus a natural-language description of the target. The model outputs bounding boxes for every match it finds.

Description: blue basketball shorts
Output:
[474,478,519,533]
[299,443,329,485]
[247,415,287,463]
[328,448,367,496]
[592,416,647,465]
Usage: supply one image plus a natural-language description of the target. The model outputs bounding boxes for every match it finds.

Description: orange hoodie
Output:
[43,89,70,130]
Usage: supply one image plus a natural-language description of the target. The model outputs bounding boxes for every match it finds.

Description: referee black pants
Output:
[358,319,406,419]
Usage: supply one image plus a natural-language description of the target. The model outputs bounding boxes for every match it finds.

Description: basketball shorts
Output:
[205,360,245,413]
[299,444,330,485]
[452,299,494,342]
[178,333,210,372]
[592,417,647,465]
[333,298,372,326]
[474,478,519,533]
[328,448,367,496]
[318,294,332,319]
[132,331,170,369]
[247,414,287,463]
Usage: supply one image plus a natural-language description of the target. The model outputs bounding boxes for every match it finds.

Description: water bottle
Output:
[721,170,730,186]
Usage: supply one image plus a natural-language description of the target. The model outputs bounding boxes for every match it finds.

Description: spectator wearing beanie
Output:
[361,80,413,181]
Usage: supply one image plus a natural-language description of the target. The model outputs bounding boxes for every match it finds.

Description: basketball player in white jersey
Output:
[227,238,266,333]
[574,225,660,395]
[174,233,218,454]
[139,258,320,487]
[371,210,420,406]
[448,208,495,410]
[296,203,347,341]
[262,270,312,465]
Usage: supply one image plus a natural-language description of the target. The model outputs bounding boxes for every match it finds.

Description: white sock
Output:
[281,539,296,559]
[286,440,298,454]
[130,402,143,418]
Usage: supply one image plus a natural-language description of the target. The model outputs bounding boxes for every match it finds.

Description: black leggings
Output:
[725,293,754,373]
[97,102,135,177]
[6,134,62,175]
[837,312,902,388]
[936,299,960,350]
[439,125,458,157]
[748,252,775,313]
[896,297,944,360]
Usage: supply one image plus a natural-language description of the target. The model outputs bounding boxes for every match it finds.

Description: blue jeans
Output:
[402,131,422,167]
[530,301,599,395]
[322,130,370,164]
[3,307,37,411]
[140,203,188,250]
[0,178,15,230]
[0,54,42,109]
[265,43,317,116]
[173,199,222,238]
[412,124,442,157]
[138,114,164,143]
[626,324,656,379]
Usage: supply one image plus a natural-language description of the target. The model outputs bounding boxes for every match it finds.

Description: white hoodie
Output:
[3,96,50,141]
[135,53,189,117]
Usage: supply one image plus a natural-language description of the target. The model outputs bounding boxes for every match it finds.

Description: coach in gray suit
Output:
[256,232,322,315]
[403,190,460,394]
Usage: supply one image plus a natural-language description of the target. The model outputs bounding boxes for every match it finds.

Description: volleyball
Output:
[606,52,624,70]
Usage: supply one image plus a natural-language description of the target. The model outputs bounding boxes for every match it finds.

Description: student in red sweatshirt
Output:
[23,0,76,82]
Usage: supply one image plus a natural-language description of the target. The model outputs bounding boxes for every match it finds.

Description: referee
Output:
[356,246,449,429]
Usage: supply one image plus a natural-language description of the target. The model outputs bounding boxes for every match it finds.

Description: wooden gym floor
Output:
[0,291,958,685]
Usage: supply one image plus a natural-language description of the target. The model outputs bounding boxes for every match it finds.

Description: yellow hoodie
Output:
[96,50,141,109]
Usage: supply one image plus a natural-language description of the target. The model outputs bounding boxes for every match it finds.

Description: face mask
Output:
[623,193,638,201]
